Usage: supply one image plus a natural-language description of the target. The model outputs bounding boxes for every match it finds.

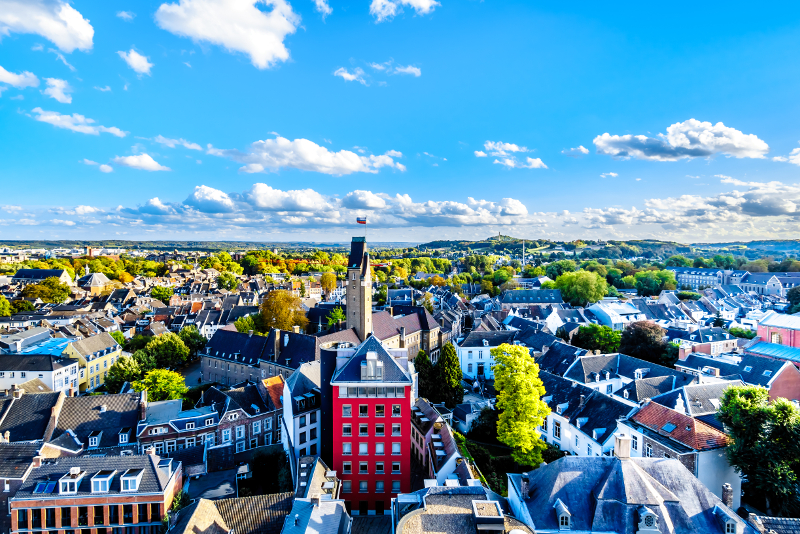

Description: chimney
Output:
[579,395,585,407]
[146,447,156,455]
[12,386,23,399]
[139,390,148,420]
[274,329,281,362]
[68,386,75,397]
[614,434,631,459]
[293,325,300,334]
[520,475,529,499]
[248,330,254,337]
[294,515,299,526]
[3,431,9,442]
[31,456,43,468]
[722,483,733,508]
[310,495,320,507]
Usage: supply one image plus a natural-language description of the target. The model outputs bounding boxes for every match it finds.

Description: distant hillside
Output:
[0,240,419,252]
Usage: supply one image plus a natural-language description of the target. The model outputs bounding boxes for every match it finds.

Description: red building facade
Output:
[330,337,413,516]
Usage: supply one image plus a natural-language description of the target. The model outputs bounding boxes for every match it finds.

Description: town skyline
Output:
[3,1,800,242]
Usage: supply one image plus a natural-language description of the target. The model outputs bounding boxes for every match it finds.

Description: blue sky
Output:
[2,0,800,243]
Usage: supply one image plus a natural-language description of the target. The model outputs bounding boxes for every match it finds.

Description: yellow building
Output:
[62,332,122,392]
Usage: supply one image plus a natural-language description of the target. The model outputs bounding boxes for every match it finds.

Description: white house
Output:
[0,353,79,394]
[457,330,518,380]
[587,300,647,330]
[281,361,322,477]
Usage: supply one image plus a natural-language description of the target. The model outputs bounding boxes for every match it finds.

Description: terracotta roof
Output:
[263,375,284,410]
[631,401,728,450]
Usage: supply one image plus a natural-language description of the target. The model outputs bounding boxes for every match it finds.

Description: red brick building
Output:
[9,451,182,534]
[330,336,414,516]
[757,311,800,348]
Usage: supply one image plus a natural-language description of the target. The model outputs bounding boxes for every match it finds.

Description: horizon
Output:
[2,1,800,241]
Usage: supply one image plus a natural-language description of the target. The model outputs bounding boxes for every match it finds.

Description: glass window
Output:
[553,421,561,439]
[359,424,369,436]
[299,431,307,444]
[310,411,317,424]
[376,480,385,493]
[376,424,385,436]
[342,442,352,455]
[359,481,368,493]
[391,481,401,493]
[299,415,306,427]
[343,462,352,474]
[392,405,401,417]
[359,443,368,455]
[632,435,638,451]
[376,462,384,473]
[392,424,401,436]
[392,442,401,455]
[359,462,368,474]
[376,442,385,455]
[392,462,400,473]
[359,405,368,417]
[342,405,352,417]
[342,481,352,493]
[310,428,317,440]
[375,405,385,417]
[343,424,352,436]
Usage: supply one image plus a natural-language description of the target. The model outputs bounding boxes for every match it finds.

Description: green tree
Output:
[234,314,260,334]
[421,294,434,314]
[729,327,757,340]
[10,300,35,313]
[0,296,10,317]
[132,350,158,374]
[124,335,150,353]
[110,331,125,346]
[326,307,346,328]
[665,255,692,267]
[619,321,669,365]
[554,270,608,306]
[132,369,188,402]
[571,324,621,354]
[545,260,576,280]
[150,286,173,303]
[105,355,143,394]
[718,385,800,516]
[144,332,190,368]
[320,272,337,296]
[257,290,309,331]
[435,344,463,408]
[21,277,71,303]
[713,311,725,327]
[414,350,435,400]
[491,343,550,467]
[787,286,800,314]
[216,271,238,291]
[179,325,207,358]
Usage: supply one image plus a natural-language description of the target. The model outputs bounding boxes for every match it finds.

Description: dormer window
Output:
[118,428,130,444]
[554,498,571,530]
[91,470,115,493]
[88,430,102,449]
[59,468,84,495]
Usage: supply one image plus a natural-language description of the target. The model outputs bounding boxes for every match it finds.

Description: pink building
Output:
[757,311,800,348]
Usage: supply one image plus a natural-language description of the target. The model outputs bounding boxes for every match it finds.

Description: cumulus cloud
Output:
[117,11,135,21]
[493,157,547,169]
[0,0,94,53]
[50,219,75,226]
[334,67,366,84]
[342,190,387,209]
[0,65,39,88]
[394,64,421,76]
[772,143,800,166]
[155,0,300,70]
[43,77,72,103]
[313,0,332,18]
[1,205,22,212]
[594,119,769,161]
[154,135,202,150]
[94,85,111,92]
[81,158,97,165]
[483,140,527,156]
[112,153,171,171]
[207,136,405,175]
[31,107,127,137]
[245,183,330,211]
[51,205,103,215]
[184,185,236,213]
[561,145,589,157]
[370,0,440,22]
[600,172,618,178]
[474,150,487,157]
[118,49,153,76]
[99,164,113,173]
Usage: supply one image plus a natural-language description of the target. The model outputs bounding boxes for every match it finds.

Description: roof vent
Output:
[99,405,107,413]
[69,466,81,476]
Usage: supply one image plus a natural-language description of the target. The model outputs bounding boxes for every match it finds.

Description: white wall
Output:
[698,449,742,510]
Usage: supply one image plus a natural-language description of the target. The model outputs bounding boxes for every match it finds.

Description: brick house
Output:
[757,311,800,348]
[9,452,182,534]
[0,444,41,534]
[617,399,741,508]
[137,399,221,454]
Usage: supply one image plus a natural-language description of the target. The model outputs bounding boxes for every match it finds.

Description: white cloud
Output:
[0,65,39,89]
[0,0,94,53]
[155,0,300,70]
[154,134,202,150]
[394,64,421,76]
[31,107,127,137]
[474,150,487,157]
[600,172,618,178]
[313,0,332,18]
[1,205,22,212]
[48,48,76,71]
[369,62,388,71]
[94,85,111,92]
[117,11,135,21]
[334,67,366,84]
[50,219,75,226]
[81,158,97,165]
[184,185,236,213]
[118,49,153,76]
[594,119,769,161]
[246,183,330,211]
[99,164,113,173]
[385,149,402,158]
[493,157,547,169]
[112,153,171,171]
[772,143,800,166]
[483,140,527,156]
[74,205,102,215]
[207,136,405,175]
[370,0,440,22]
[773,156,788,162]
[43,77,72,103]
[342,190,387,209]
[561,145,589,157]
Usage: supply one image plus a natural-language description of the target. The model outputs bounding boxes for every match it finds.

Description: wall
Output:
[766,364,800,402]
[757,325,800,348]
[697,449,742,510]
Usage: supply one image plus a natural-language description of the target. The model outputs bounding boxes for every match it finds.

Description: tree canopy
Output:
[619,321,671,366]
[554,270,608,306]
[491,343,550,467]
[327,307,346,327]
[571,324,621,354]
[132,369,188,402]
[258,290,309,331]
[143,332,190,368]
[179,325,207,358]
[21,277,71,303]
[414,350,435,400]
[150,285,173,304]
[434,344,463,408]
[216,271,238,291]
[0,296,10,317]
[320,272,337,295]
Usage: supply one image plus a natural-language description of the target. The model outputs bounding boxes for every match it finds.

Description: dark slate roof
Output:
[673,327,734,343]
[214,493,294,534]
[48,430,82,452]
[501,289,563,304]
[12,269,67,281]
[516,456,755,534]
[675,354,741,377]
[615,376,679,403]
[758,516,800,534]
[205,329,271,366]
[282,500,349,534]
[539,371,596,421]
[565,353,697,388]
[676,353,789,388]
[0,353,74,372]
[263,329,320,370]
[535,342,590,377]
[514,327,558,352]
[163,444,206,468]
[51,392,141,449]
[0,442,40,478]
[651,380,745,417]
[0,392,61,442]
[331,336,412,384]
[14,453,175,499]
[460,330,518,348]
[347,238,368,270]
[225,383,273,416]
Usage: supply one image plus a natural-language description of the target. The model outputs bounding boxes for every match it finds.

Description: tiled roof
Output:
[615,376,680,403]
[214,493,293,534]
[68,332,120,358]
[51,392,141,449]
[535,341,589,376]
[758,516,800,534]
[501,289,563,304]
[0,353,74,372]
[460,330,518,348]
[206,329,271,366]
[263,376,284,410]
[651,380,745,417]
[0,443,40,478]
[11,269,67,281]
[331,336,412,384]
[316,327,362,348]
[171,499,228,534]
[565,353,696,388]
[632,401,728,450]
[0,391,61,442]
[263,329,320,370]
[163,444,206,468]
[225,383,272,416]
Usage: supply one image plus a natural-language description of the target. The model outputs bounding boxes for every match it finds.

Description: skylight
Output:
[662,423,677,433]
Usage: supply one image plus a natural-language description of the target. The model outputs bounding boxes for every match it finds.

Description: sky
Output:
[2,0,800,244]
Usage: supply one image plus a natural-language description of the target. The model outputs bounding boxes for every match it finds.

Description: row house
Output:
[538,371,635,457]
[281,361,322,470]
[62,333,122,392]
[0,354,78,395]
[457,330,518,380]
[586,300,647,331]
[10,453,182,534]
[757,310,800,348]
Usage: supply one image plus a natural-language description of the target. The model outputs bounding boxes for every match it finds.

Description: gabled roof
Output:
[747,341,800,363]
[651,380,745,418]
[0,442,40,478]
[12,269,67,281]
[331,336,412,384]
[205,329,271,366]
[459,330,517,348]
[564,353,696,388]
[759,310,800,330]
[226,383,272,416]
[263,375,284,410]
[615,376,681,403]
[631,401,729,450]
[68,332,120,358]
[51,392,141,449]
[535,341,589,376]
[0,391,61,442]
[500,289,563,304]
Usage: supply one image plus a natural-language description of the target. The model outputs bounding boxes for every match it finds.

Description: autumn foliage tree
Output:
[491,343,550,467]
[257,290,309,332]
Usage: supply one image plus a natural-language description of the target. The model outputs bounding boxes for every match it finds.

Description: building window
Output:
[359,405,368,417]
[392,480,401,493]
[342,481,352,493]
[376,442,385,455]
[560,514,570,528]
[343,405,352,417]
[205,418,214,426]
[376,480,385,493]
[253,421,261,434]
[726,522,736,533]
[359,443,368,455]
[632,435,638,451]
[236,425,245,439]
[376,462,384,474]
[299,432,307,444]
[392,442,401,455]
[310,428,317,440]
[468,363,473,372]
[222,429,231,443]
[343,443,352,455]
[310,411,317,424]
[645,443,652,458]
[392,462,400,473]
[553,421,561,439]
[541,418,547,432]
[375,405,385,417]
[343,424,352,436]
[359,481,368,493]
[392,424,401,436]
[299,415,306,427]
[376,424,385,436]
[236,441,245,453]
[359,424,369,436]
[392,405,401,417]
[359,462,368,474]
[343,462,352,474]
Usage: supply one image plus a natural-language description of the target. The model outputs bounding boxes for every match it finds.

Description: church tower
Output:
[346,237,372,341]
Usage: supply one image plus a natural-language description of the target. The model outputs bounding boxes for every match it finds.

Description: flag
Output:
[356,217,367,224]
